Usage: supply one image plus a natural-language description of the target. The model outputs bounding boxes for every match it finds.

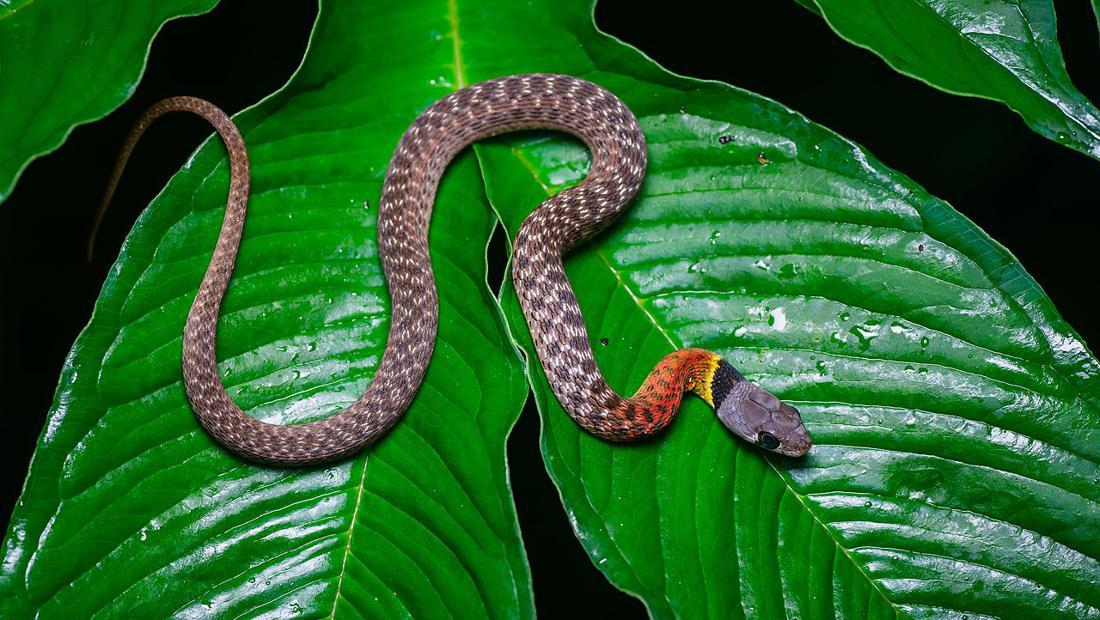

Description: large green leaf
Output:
[0,0,220,202]
[0,1,533,617]
[463,3,1100,618]
[4,0,1100,618]
[798,0,1100,162]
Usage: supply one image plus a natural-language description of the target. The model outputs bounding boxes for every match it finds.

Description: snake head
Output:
[716,382,812,457]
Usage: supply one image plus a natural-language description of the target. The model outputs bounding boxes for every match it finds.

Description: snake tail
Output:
[88,97,242,261]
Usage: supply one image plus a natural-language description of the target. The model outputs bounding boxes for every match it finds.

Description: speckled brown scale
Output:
[105,75,812,466]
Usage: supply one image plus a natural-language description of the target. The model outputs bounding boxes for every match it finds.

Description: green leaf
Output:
[465,3,1100,618]
[800,0,1100,162]
[0,2,533,617]
[5,0,1100,617]
[0,0,221,202]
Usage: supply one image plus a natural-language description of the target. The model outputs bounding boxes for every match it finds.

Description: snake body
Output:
[105,74,811,465]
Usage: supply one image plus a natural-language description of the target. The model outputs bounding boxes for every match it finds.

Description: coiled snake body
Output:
[102,74,811,465]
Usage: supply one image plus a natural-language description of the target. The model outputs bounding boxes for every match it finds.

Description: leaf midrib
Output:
[329,462,368,619]
[325,0,474,613]
[0,0,35,21]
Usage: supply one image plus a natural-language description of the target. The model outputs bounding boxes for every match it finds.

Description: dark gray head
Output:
[716,379,812,457]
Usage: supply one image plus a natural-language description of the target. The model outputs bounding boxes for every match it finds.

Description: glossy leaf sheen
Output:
[802,0,1100,161]
[0,1,533,617]
[464,2,1100,618]
[0,0,219,202]
[3,0,1100,618]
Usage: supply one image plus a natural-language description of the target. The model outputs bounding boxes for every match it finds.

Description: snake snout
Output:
[774,403,813,457]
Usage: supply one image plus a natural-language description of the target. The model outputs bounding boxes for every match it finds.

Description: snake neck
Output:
[605,348,739,440]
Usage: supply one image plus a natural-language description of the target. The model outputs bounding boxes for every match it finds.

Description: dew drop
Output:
[849,324,878,349]
[768,308,787,330]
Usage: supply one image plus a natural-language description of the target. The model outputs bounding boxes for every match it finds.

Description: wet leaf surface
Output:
[471,3,1100,617]
[0,2,532,617]
[3,0,1099,617]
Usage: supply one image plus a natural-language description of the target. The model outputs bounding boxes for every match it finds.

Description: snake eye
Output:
[757,432,780,450]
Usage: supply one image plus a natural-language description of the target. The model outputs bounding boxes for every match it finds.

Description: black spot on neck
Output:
[710,358,743,407]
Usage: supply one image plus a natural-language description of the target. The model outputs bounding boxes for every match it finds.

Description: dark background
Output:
[2,1,1097,615]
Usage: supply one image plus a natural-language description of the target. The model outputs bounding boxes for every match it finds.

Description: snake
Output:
[100,74,812,466]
